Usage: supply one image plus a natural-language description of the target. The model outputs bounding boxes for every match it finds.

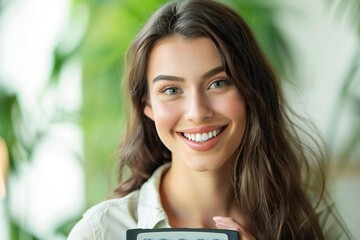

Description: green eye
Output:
[163,87,181,95]
[209,79,227,89]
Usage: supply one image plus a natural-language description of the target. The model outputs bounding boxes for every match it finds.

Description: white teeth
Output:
[201,133,208,141]
[196,133,202,142]
[183,127,223,142]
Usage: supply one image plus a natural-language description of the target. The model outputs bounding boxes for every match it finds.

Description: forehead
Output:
[147,36,223,79]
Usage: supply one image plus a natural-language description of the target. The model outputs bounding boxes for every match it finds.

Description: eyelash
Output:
[158,78,231,96]
[159,86,182,95]
[208,78,230,89]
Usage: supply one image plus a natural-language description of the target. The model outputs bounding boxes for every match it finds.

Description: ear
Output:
[143,100,154,121]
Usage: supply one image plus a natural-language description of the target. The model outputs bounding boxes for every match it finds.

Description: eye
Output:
[208,79,228,89]
[160,86,182,95]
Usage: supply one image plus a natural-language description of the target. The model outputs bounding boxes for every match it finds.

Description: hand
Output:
[213,216,256,240]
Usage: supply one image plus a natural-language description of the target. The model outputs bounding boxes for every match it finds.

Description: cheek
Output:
[232,100,246,124]
[214,92,246,122]
[151,101,181,130]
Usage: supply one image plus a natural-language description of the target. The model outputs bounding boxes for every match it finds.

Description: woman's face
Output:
[144,36,246,172]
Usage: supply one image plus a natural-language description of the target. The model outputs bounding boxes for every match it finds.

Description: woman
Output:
[68,0,349,239]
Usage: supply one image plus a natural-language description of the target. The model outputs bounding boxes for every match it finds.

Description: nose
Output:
[185,91,214,122]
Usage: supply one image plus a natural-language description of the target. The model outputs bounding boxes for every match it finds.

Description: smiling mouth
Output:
[181,126,225,143]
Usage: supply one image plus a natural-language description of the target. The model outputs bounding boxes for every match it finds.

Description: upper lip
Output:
[176,124,227,134]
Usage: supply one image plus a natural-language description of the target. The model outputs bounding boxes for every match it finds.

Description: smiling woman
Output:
[144,37,246,171]
[68,0,350,239]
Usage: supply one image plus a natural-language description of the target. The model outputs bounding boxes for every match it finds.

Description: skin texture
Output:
[144,36,254,240]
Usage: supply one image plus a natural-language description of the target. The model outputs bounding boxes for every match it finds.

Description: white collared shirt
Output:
[67,164,171,240]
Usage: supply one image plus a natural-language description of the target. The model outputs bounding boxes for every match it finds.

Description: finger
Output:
[213,216,244,230]
[213,216,256,240]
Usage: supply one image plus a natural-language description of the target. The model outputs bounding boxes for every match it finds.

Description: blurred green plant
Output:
[0,0,83,238]
[224,0,296,78]
[0,88,21,173]
[325,0,360,171]
[0,87,42,239]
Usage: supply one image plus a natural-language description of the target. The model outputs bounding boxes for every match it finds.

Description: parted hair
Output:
[114,0,329,239]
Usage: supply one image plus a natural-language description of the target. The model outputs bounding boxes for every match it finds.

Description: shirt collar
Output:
[137,163,171,228]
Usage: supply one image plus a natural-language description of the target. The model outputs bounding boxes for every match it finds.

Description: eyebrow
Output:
[152,66,224,83]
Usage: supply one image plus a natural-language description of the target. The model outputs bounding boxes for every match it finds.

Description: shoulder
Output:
[67,191,140,240]
[85,191,140,219]
[67,164,170,240]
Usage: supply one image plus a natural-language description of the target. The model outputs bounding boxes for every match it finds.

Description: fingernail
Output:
[213,216,224,222]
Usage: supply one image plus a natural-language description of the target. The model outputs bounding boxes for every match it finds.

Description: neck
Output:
[160,162,239,228]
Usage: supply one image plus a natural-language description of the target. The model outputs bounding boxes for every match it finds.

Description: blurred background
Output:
[0,0,359,239]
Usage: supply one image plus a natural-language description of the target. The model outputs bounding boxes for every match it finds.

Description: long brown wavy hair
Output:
[114,0,334,239]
